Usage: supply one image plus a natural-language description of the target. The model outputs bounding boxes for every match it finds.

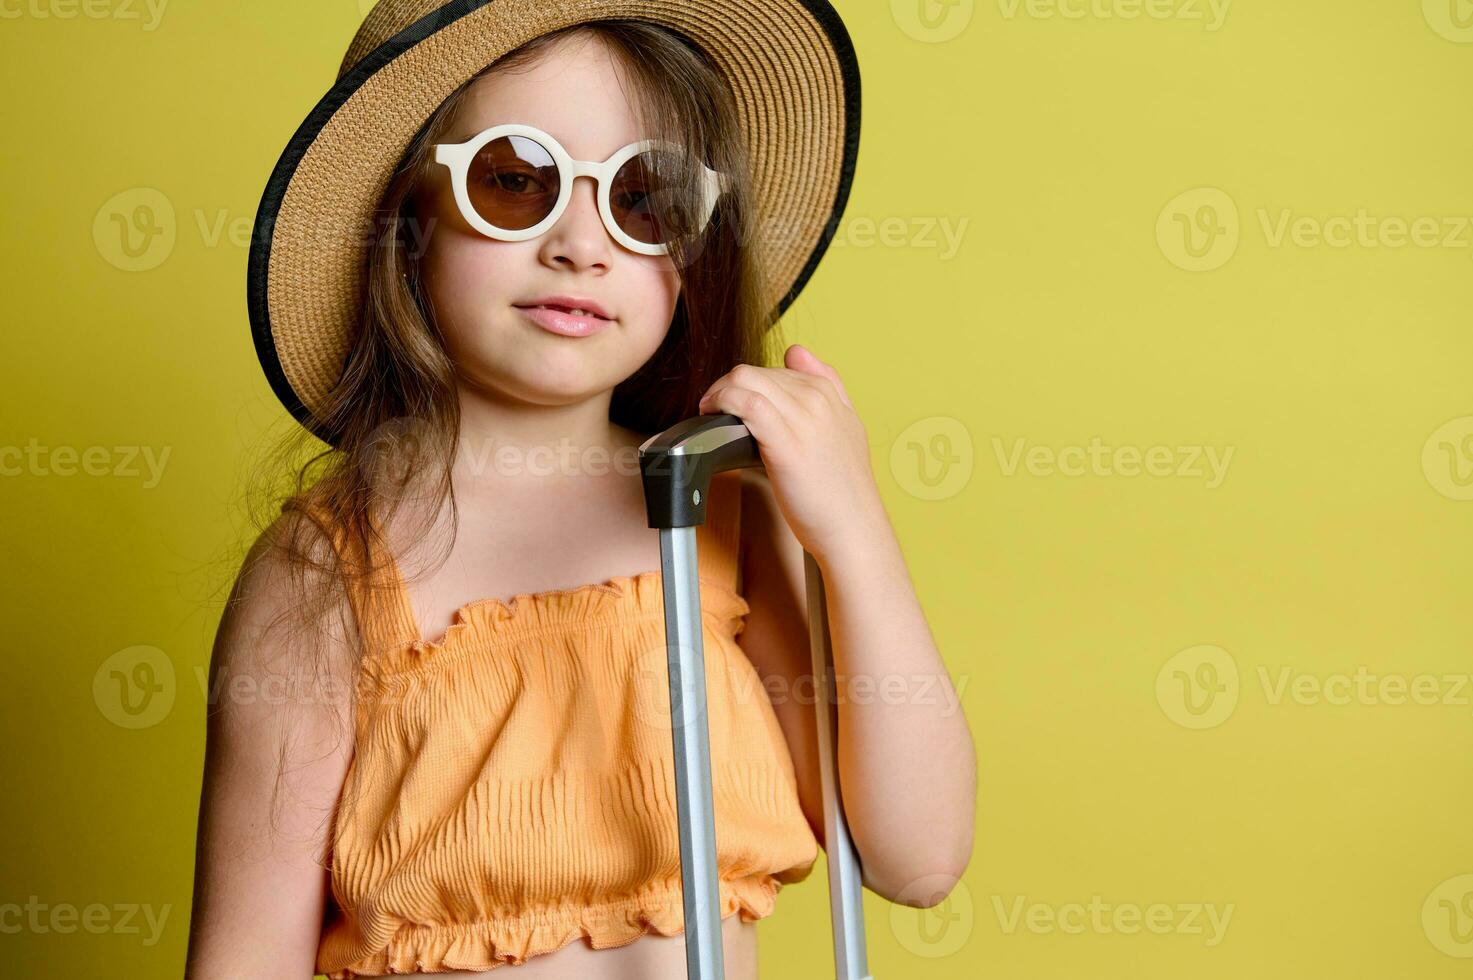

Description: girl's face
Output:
[413,34,681,415]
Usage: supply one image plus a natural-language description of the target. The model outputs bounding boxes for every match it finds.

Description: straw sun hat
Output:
[246,0,861,438]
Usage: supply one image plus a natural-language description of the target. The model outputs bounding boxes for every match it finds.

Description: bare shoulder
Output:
[216,506,352,672]
[185,504,358,978]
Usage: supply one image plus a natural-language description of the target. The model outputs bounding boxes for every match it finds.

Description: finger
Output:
[729,354,841,411]
[700,364,806,421]
[701,359,823,408]
[785,344,853,409]
[700,383,795,450]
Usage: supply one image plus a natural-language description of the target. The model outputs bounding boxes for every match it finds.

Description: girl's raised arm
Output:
[184,514,357,979]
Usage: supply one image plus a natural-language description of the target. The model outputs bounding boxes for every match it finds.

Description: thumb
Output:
[785,342,824,372]
[786,344,853,408]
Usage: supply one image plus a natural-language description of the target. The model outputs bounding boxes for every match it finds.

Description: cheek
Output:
[418,231,521,341]
[612,265,684,367]
[627,260,683,333]
[422,236,488,294]
[415,186,501,307]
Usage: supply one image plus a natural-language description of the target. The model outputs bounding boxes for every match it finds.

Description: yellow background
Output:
[2,0,1471,976]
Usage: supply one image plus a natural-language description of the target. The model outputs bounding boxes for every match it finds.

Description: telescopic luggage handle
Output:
[639,413,873,980]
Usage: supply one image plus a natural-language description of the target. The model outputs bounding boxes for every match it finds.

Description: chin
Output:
[465,358,618,407]
[447,317,663,406]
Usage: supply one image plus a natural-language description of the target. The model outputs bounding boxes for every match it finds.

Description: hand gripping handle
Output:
[639,413,873,980]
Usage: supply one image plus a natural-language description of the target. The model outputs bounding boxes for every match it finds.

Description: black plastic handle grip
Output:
[638,413,761,529]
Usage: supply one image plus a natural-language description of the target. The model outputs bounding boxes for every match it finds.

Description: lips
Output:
[514,304,615,338]
[514,296,613,320]
[525,303,608,319]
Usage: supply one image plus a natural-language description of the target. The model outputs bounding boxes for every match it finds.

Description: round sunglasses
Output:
[432,124,731,256]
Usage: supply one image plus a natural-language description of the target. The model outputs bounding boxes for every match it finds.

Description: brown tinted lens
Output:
[464,135,560,231]
[609,148,704,246]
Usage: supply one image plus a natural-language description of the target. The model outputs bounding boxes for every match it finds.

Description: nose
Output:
[537,173,612,272]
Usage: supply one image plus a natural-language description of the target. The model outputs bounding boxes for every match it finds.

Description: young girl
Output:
[188,5,975,978]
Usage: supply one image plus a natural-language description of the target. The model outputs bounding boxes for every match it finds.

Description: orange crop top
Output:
[283,470,819,979]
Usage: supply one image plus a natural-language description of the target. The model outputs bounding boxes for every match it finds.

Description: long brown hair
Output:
[237,19,781,853]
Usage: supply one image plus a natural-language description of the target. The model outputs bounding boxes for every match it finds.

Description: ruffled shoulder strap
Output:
[278,493,422,655]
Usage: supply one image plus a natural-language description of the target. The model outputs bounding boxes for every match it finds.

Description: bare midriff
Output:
[376,912,757,980]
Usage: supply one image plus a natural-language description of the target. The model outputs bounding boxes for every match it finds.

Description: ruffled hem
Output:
[317,872,786,979]
[355,570,751,696]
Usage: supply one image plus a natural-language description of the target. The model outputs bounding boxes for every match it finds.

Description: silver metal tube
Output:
[642,414,874,980]
[805,550,873,980]
[658,525,725,980]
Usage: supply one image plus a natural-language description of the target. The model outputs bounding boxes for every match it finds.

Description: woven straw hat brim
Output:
[246,0,860,439]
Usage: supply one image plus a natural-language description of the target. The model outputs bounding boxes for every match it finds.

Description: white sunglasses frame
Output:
[432,123,731,257]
